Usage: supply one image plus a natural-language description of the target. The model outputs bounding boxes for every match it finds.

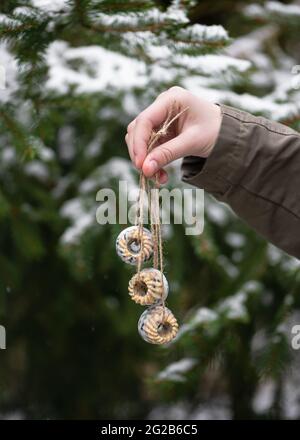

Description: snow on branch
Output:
[176,307,218,339]
[156,358,198,383]
[175,282,262,342]
[217,281,261,321]
[266,1,300,17]
[172,53,251,76]
[31,0,70,13]
[183,78,300,123]
[12,7,37,18]
[79,158,137,195]
[0,42,18,102]
[44,38,252,98]
[0,13,21,28]
[244,1,300,22]
[172,24,230,46]
[0,8,47,39]
[87,6,188,33]
[60,198,95,245]
[45,41,147,94]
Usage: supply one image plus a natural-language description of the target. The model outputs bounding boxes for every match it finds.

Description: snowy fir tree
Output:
[0,0,300,419]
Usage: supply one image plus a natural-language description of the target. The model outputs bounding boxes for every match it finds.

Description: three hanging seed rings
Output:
[115,104,188,345]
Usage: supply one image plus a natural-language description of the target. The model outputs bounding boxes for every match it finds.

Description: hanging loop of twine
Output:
[134,102,189,318]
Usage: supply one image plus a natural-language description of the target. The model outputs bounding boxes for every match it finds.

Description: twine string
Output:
[134,103,189,321]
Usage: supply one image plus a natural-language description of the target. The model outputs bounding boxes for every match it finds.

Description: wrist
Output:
[205,103,223,158]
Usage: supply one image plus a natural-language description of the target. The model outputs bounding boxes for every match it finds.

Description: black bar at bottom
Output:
[0,419,298,438]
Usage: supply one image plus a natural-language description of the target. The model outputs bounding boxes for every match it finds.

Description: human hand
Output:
[125,86,222,183]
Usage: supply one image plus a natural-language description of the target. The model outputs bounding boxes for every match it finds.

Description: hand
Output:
[125,86,222,183]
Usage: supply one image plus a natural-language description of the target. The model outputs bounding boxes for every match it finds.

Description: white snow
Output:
[267,244,284,264]
[183,78,300,122]
[52,175,75,199]
[24,160,49,181]
[175,24,229,43]
[251,329,268,353]
[177,307,217,339]
[57,126,75,161]
[252,380,276,413]
[243,280,262,292]
[189,307,218,325]
[172,54,251,76]
[45,41,147,94]
[0,146,16,165]
[30,137,55,162]
[37,144,54,161]
[0,13,20,26]
[266,1,300,17]
[79,157,137,194]
[156,358,198,382]
[91,7,188,29]
[31,0,69,13]
[280,257,300,272]
[60,198,95,244]
[121,93,142,119]
[61,212,94,245]
[226,25,276,72]
[267,243,300,271]
[222,91,298,121]
[164,2,189,24]
[147,398,231,420]
[13,7,36,17]
[225,232,246,248]
[283,376,300,419]
[218,291,248,320]
[181,20,300,122]
[122,30,173,64]
[243,4,266,19]
[244,2,300,20]
[41,15,300,128]
[0,43,19,103]
[216,255,239,278]
[205,200,230,226]
[84,133,103,158]
[45,40,250,97]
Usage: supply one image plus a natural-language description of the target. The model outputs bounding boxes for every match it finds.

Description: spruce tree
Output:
[0,0,299,419]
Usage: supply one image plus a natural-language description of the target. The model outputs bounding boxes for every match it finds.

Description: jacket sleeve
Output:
[181,103,300,259]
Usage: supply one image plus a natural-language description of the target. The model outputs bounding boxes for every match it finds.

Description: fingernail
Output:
[147,159,157,175]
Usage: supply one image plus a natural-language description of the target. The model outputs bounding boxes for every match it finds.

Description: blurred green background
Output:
[0,0,300,420]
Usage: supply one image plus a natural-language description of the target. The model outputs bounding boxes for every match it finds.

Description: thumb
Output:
[142,132,192,177]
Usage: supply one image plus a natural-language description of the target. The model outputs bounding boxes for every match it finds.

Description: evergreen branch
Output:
[0,11,49,43]
[169,36,230,49]
[170,23,229,45]
[73,0,187,33]
[243,2,300,27]
[279,114,300,127]
[95,1,155,13]
[0,109,32,157]
[0,23,38,36]
[82,20,171,33]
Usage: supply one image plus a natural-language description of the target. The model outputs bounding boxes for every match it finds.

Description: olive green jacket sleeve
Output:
[181,103,300,259]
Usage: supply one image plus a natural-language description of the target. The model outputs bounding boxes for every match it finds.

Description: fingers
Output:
[133,117,152,169]
[125,120,136,165]
[127,91,174,169]
[126,123,169,184]
[142,131,192,177]
[125,134,134,163]
[126,129,169,183]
